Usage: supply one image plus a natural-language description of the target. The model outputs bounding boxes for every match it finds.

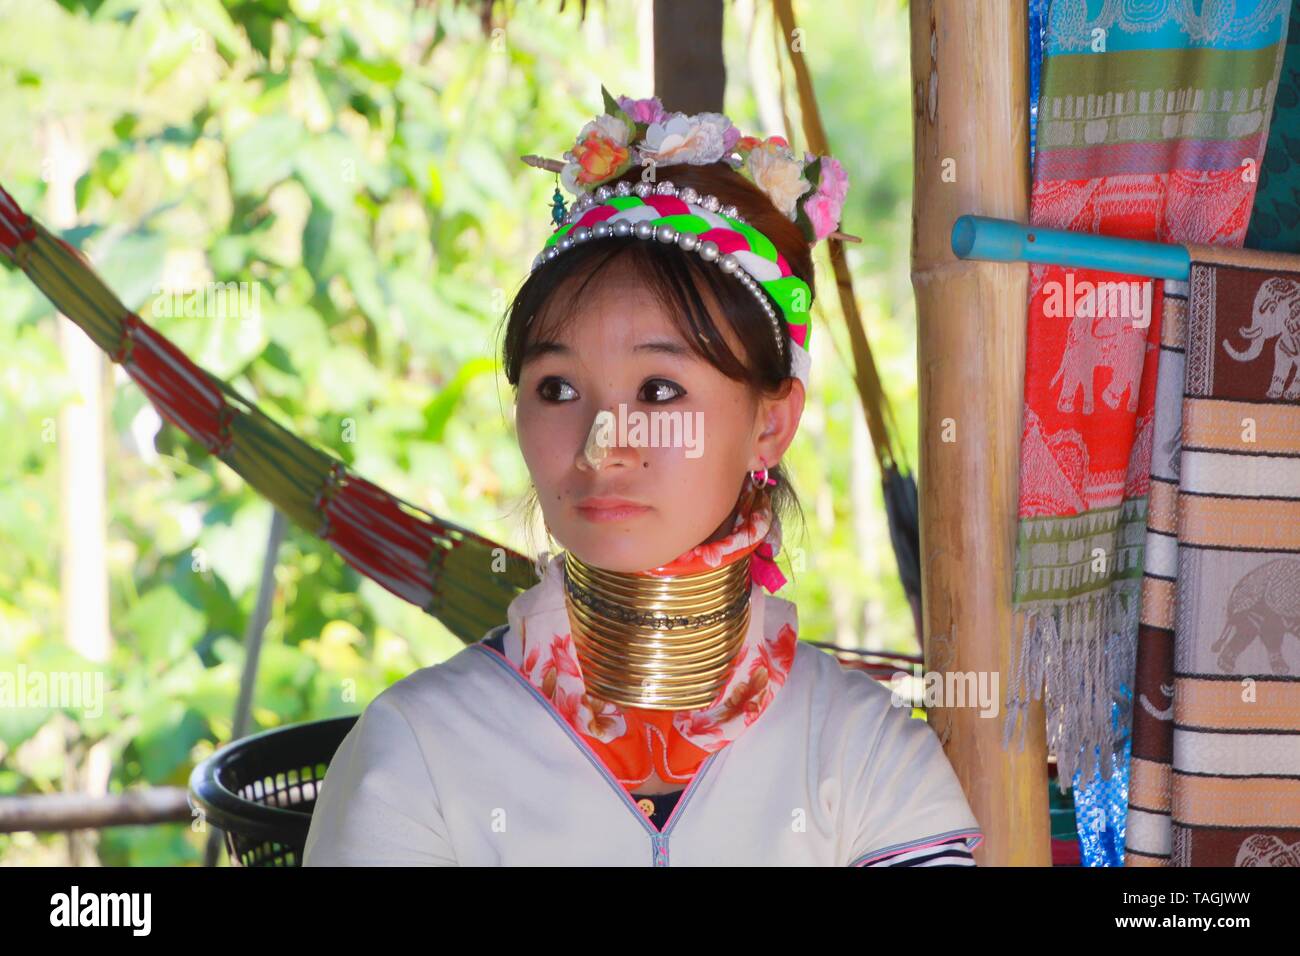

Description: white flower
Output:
[560,158,584,195]
[637,112,730,167]
[746,141,812,219]
[576,113,632,148]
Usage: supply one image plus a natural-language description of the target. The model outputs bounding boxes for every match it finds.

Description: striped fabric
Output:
[852,833,979,867]
[1127,243,1300,867]
[1126,277,1190,866]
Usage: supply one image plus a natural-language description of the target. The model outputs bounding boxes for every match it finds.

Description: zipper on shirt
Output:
[651,832,670,866]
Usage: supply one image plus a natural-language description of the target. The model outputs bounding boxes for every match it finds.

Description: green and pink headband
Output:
[532,179,812,386]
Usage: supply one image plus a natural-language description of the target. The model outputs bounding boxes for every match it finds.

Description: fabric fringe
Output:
[1003,587,1138,790]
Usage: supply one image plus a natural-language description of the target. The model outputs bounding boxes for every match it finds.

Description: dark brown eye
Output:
[640,379,684,403]
[537,377,577,402]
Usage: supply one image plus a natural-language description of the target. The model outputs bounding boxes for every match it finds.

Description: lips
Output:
[576,496,651,522]
[578,496,646,510]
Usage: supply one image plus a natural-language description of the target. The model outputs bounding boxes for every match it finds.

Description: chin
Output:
[559,529,693,574]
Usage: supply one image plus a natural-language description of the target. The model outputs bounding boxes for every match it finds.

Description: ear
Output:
[750,377,805,469]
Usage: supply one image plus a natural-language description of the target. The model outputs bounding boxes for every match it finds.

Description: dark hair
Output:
[499,161,809,557]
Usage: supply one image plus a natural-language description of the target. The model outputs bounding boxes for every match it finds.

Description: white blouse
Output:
[303,623,983,866]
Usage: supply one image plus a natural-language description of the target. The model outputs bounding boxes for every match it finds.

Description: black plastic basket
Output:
[188,715,358,867]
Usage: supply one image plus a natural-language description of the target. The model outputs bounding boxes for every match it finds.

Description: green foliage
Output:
[0,0,921,865]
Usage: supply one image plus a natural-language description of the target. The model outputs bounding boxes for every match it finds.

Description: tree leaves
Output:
[227,114,307,197]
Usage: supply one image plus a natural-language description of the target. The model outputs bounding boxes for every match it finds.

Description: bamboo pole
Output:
[0,789,192,833]
[909,1,1049,865]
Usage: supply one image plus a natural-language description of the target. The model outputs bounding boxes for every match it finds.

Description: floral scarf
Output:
[496,493,799,790]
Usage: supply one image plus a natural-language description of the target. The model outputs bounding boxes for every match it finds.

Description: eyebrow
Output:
[521,338,694,364]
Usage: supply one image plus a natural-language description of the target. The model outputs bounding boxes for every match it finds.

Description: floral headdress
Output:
[521,87,854,390]
[542,86,851,245]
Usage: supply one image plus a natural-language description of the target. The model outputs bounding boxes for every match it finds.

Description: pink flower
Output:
[521,643,540,676]
[805,193,840,241]
[759,624,798,681]
[617,95,668,125]
[722,123,741,154]
[805,157,849,240]
[815,156,849,204]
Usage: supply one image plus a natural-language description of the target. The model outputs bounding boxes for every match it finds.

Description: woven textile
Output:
[1009,0,1292,790]
[1127,244,1300,867]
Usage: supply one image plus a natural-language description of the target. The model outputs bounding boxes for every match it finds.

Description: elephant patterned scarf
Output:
[1008,0,1290,791]
[1125,245,1300,867]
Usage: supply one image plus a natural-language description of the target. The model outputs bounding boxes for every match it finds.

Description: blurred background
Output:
[0,0,918,864]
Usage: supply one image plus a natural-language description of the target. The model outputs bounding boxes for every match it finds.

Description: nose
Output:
[575,406,639,472]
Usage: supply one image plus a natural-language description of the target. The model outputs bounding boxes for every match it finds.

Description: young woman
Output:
[303,93,982,866]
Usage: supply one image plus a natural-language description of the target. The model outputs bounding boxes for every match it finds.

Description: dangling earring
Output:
[749,456,777,489]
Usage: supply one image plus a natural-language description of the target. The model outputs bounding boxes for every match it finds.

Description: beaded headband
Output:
[521,87,856,390]
[530,178,812,387]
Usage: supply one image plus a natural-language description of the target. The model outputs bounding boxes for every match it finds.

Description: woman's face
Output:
[515,267,804,573]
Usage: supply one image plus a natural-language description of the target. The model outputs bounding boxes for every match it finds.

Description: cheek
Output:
[697,394,755,467]
[658,403,749,489]
[515,402,564,480]
[514,400,582,481]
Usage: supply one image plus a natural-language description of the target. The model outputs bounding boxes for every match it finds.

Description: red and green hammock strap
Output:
[0,183,536,644]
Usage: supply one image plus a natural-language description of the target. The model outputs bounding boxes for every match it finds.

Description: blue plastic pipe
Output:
[950,215,1190,279]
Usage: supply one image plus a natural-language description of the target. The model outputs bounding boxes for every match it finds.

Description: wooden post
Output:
[909,1,1050,865]
[652,0,725,113]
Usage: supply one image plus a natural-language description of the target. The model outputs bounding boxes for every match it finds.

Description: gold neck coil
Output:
[562,548,753,711]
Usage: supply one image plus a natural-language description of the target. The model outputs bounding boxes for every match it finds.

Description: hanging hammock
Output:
[0,184,538,645]
[2,24,922,649]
